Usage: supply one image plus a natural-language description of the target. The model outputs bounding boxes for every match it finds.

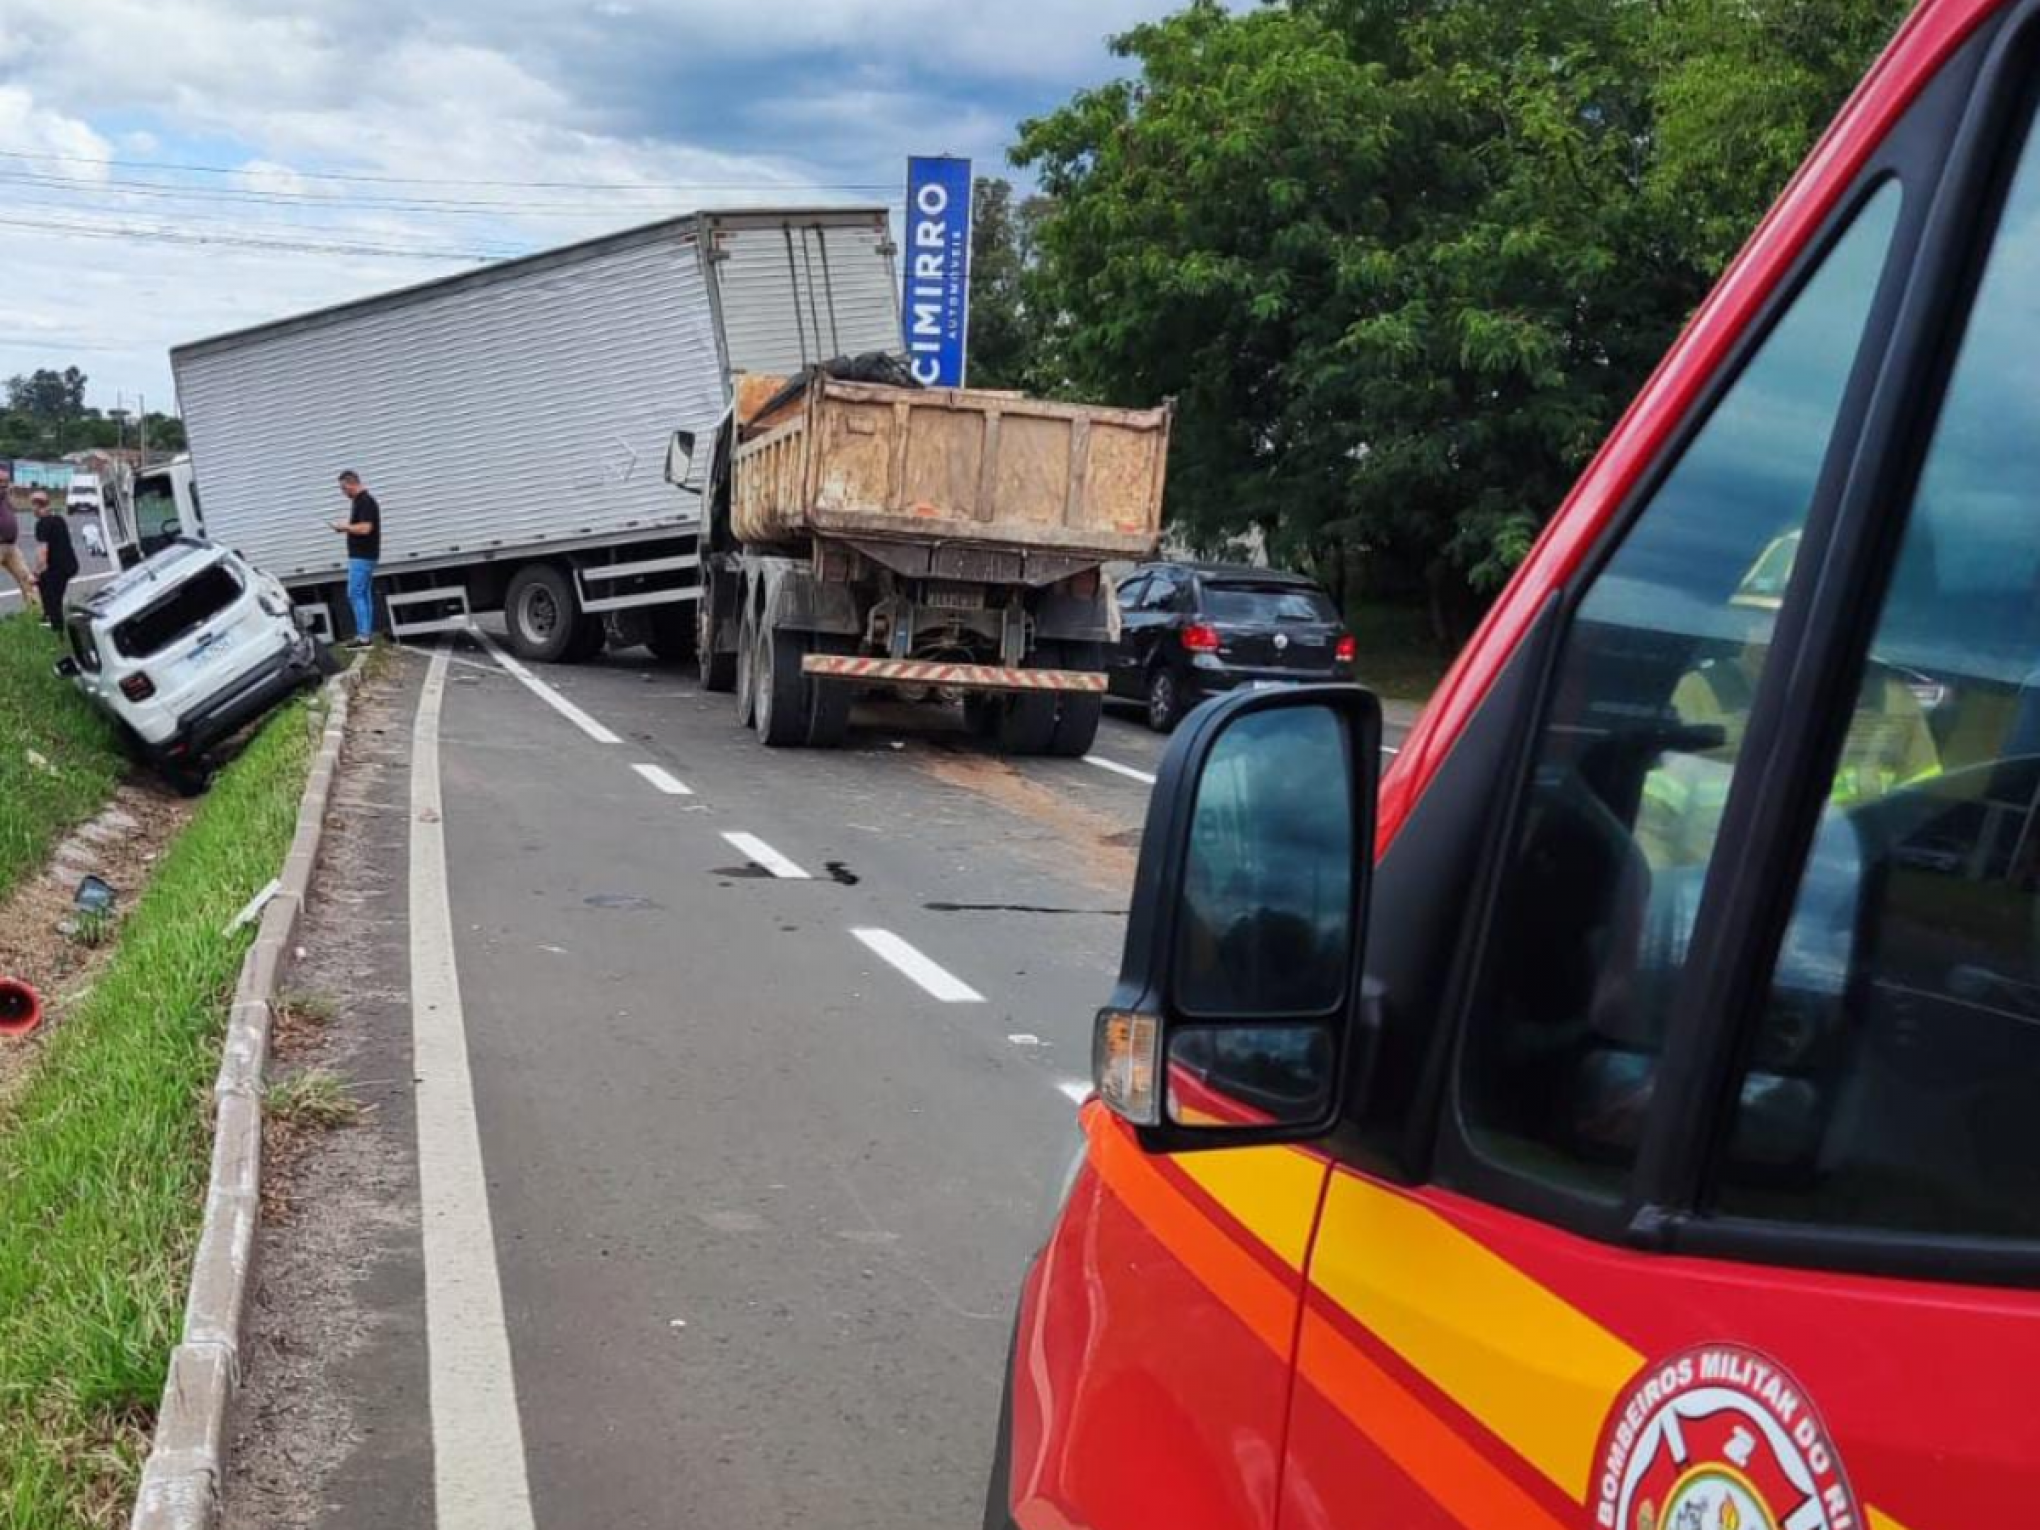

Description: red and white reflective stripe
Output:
[801,654,1108,693]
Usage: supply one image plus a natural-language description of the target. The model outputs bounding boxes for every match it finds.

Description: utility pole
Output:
[138,393,147,461]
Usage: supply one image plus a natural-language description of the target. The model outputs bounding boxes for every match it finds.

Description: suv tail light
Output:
[1335,634,1357,664]
[1182,623,1221,653]
[120,671,156,702]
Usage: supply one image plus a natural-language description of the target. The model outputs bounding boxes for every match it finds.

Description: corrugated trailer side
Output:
[701,210,901,379]
[173,217,725,587]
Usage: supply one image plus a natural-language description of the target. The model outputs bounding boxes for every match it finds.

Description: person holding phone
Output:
[331,470,381,649]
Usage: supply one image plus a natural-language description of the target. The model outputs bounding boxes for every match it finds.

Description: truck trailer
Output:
[695,366,1171,755]
[170,207,901,661]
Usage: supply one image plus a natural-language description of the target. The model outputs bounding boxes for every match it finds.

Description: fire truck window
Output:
[1716,123,2040,1242]
[1455,184,1903,1202]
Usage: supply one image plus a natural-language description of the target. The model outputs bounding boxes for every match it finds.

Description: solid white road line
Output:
[410,645,537,1530]
[469,625,622,745]
[632,762,694,796]
[722,831,811,880]
[1057,1079,1092,1106]
[1083,754,1158,786]
[851,928,986,1004]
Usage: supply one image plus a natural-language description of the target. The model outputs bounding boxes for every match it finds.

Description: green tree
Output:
[968,176,1048,390]
[1016,0,1908,630]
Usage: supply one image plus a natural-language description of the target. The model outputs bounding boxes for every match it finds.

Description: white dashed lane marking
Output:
[469,627,621,745]
[632,763,694,796]
[721,831,811,880]
[851,928,986,1005]
[1083,754,1158,786]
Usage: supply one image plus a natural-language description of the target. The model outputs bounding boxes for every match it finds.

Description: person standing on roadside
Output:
[331,470,381,650]
[32,492,77,631]
[0,466,33,610]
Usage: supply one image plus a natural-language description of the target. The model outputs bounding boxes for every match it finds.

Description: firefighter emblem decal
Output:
[1593,1346,1862,1530]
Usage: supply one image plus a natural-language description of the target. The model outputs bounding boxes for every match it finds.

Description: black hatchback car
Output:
[1108,562,1356,730]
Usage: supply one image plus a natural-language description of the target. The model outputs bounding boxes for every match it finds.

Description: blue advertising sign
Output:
[903,156,972,387]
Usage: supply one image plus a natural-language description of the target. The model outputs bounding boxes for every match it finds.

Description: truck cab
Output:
[129,455,202,562]
[991,2,2040,1526]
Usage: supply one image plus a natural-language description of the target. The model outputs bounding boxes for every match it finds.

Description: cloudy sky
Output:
[0,0,1187,413]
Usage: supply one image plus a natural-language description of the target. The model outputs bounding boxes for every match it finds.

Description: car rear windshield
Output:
[113,561,242,658]
[1201,583,1338,624]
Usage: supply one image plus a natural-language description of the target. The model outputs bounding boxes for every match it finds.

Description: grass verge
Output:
[0,695,317,1529]
[0,618,123,906]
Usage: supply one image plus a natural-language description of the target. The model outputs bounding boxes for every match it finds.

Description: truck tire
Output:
[504,564,580,664]
[997,692,1058,756]
[699,592,738,692]
[645,604,696,663]
[735,603,758,727]
[1045,641,1105,757]
[806,638,855,748]
[565,613,607,662]
[962,694,1000,741]
[755,624,810,748]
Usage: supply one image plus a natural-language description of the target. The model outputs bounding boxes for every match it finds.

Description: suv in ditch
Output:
[57,538,323,790]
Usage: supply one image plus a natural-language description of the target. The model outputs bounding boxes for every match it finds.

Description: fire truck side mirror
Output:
[1094,684,1380,1153]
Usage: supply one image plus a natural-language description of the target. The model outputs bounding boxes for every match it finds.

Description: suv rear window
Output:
[114,562,242,658]
[1201,584,1338,623]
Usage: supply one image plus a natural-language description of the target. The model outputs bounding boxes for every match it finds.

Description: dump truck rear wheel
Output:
[806,638,854,748]
[1046,642,1105,757]
[699,598,738,693]
[735,605,758,727]
[997,692,1058,756]
[756,624,809,747]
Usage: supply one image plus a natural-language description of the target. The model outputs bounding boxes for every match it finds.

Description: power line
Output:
[0,144,896,194]
[0,211,506,261]
[0,166,716,216]
[3,192,534,255]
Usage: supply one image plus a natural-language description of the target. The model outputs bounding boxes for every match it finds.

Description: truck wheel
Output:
[1046,642,1105,758]
[755,625,810,748]
[699,596,738,693]
[962,694,1000,741]
[504,564,580,663]
[735,604,758,727]
[997,692,1058,756]
[565,613,607,662]
[1146,665,1185,733]
[806,638,854,748]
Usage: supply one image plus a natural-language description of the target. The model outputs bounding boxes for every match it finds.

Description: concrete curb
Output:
[130,670,360,1530]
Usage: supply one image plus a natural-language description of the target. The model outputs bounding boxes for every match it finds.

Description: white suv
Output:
[57,538,323,789]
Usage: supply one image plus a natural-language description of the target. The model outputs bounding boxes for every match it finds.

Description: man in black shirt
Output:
[32,492,77,630]
[331,470,382,648]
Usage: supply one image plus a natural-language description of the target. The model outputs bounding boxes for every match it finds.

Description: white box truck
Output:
[169,207,901,661]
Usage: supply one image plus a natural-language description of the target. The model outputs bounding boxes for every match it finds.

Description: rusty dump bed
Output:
[730,375,1170,558]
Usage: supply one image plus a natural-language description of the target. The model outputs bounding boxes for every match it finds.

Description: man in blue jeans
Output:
[331,470,381,649]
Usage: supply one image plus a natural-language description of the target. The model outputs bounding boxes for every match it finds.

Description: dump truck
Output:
[687,366,1171,755]
[170,208,901,661]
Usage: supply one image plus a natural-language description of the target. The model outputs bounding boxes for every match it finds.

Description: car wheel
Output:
[503,564,580,664]
[1146,665,1185,732]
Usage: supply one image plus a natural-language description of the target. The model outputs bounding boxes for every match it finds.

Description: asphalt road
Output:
[235,637,1413,1530]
